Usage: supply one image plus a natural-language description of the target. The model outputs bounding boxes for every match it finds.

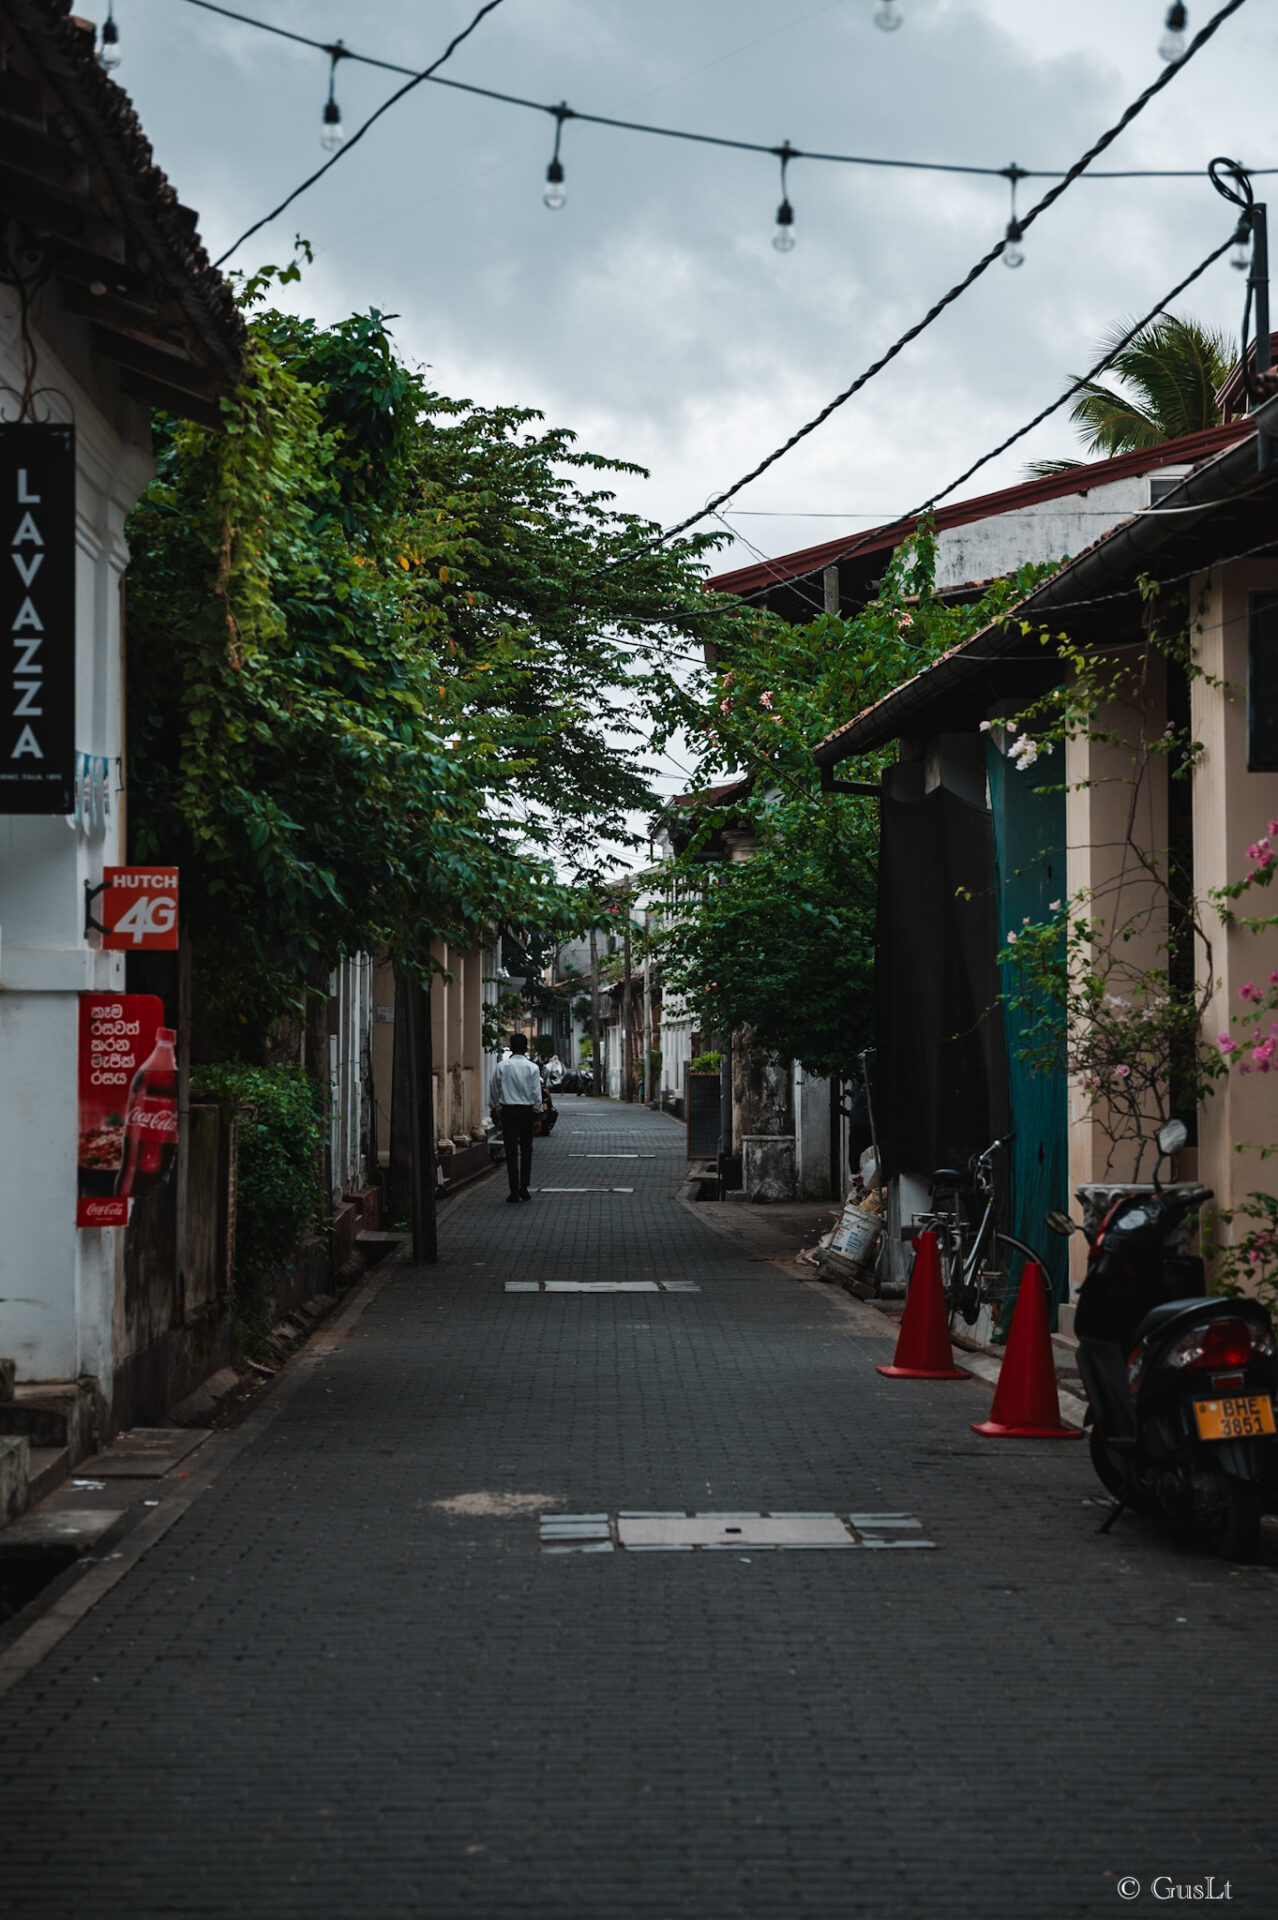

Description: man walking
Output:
[491,1034,544,1203]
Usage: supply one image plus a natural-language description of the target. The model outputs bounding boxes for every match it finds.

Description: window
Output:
[1248,592,1278,772]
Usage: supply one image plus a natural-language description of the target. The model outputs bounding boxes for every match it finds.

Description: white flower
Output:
[1006,930,1018,944]
[1010,733,1039,770]
[979,720,992,733]
[1049,899,1061,912]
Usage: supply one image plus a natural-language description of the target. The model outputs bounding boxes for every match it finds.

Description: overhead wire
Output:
[588,215,1256,630]
[176,0,1273,194]
[211,0,511,265]
[593,0,1250,577]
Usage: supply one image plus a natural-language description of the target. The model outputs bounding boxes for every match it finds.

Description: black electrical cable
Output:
[177,0,1274,189]
[212,0,510,266]
[791,218,1250,598]
[584,216,1261,631]
[591,0,1250,578]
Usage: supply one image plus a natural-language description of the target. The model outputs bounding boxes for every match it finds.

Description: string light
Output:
[875,1,903,30]
[1003,164,1026,268]
[544,104,569,209]
[773,143,796,252]
[98,2,121,70]
[320,43,346,152]
[1159,3,1189,61]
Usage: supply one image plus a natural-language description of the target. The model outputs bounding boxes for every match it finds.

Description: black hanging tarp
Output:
[875,785,1009,1178]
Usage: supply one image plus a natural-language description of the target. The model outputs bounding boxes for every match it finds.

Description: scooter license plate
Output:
[1193,1395,1277,1440]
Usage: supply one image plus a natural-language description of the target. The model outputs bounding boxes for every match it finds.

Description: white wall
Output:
[0,292,152,1385]
[934,473,1178,591]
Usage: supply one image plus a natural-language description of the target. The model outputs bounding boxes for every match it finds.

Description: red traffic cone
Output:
[877,1229,970,1380]
[972,1260,1081,1439]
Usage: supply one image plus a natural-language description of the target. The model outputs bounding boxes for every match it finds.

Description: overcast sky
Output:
[110,0,1276,825]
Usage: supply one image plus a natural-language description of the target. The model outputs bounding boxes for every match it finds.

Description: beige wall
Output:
[1192,561,1278,1257]
[1064,647,1170,1202]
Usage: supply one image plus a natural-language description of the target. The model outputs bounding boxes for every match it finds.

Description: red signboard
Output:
[98,867,179,949]
[77,994,178,1227]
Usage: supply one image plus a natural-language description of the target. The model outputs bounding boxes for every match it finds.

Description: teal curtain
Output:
[986,738,1069,1332]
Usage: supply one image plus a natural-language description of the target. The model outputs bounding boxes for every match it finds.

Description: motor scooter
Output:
[1049,1117,1278,1561]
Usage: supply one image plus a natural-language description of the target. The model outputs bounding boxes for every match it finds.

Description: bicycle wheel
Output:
[992,1233,1057,1318]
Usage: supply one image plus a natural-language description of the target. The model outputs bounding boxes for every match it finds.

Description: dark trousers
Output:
[501,1104,536,1196]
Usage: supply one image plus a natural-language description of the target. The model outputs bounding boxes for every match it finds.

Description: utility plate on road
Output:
[539,1511,934,1552]
[536,1187,635,1194]
[506,1280,699,1293]
[1192,1394,1276,1440]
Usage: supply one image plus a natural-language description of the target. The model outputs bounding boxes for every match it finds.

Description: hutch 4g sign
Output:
[88,867,180,950]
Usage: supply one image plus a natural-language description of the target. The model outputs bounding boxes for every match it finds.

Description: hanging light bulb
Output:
[99,4,121,70]
[320,46,345,152]
[543,106,570,210]
[321,98,344,152]
[771,143,797,253]
[1232,221,1253,272]
[1003,218,1025,269]
[1158,3,1188,62]
[875,0,903,29]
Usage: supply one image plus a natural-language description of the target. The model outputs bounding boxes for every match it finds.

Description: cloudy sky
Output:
[109,0,1275,827]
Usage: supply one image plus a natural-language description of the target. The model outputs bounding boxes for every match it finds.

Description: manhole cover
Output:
[539,1511,934,1552]
[506,1280,699,1293]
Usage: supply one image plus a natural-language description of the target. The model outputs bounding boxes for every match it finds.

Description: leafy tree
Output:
[653,529,1059,1076]
[125,275,739,1058]
[1029,313,1233,474]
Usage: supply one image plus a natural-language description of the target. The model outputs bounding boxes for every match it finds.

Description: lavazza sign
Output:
[1,423,75,816]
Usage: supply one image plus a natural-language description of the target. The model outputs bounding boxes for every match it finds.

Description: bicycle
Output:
[911,1132,1054,1330]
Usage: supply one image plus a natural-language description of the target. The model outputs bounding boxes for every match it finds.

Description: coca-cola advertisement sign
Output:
[77,994,179,1227]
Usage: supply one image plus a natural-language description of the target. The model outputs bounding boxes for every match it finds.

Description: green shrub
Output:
[194,1064,324,1283]
[689,1051,723,1075]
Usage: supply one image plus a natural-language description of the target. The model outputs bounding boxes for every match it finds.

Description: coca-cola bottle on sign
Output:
[115,1026,179,1199]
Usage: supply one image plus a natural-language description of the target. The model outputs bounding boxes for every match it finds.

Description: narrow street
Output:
[2,1099,1274,1919]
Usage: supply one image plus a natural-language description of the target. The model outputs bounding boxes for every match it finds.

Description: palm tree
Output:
[1029,313,1235,476]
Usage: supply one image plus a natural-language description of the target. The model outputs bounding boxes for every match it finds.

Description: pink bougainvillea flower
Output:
[719,698,731,714]
[1005,930,1018,944]
[1240,981,1261,1002]
[1268,819,1278,836]
[1113,1064,1131,1078]
[898,612,914,629]
[979,720,992,733]
[759,691,773,709]
[1219,1035,1239,1054]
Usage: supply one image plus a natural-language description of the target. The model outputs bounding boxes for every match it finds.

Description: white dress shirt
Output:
[491,1055,544,1107]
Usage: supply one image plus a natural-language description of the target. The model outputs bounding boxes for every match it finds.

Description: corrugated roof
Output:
[708,421,1255,597]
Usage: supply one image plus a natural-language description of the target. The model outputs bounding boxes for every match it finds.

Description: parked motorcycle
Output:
[1049,1118,1278,1560]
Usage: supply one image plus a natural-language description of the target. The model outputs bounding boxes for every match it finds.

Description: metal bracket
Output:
[818,762,880,797]
[83,877,107,937]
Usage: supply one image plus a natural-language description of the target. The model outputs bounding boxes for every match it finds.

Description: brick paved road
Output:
[3,1100,1276,1918]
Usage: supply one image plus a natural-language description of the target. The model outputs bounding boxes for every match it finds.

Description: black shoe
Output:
[506,1192,520,1204]
[519,1188,532,1201]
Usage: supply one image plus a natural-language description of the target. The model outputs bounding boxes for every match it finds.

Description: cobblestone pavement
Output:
[3,1100,1277,1918]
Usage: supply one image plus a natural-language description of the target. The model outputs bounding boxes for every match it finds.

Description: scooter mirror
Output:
[1045,1209,1077,1237]
[1156,1117,1188,1158]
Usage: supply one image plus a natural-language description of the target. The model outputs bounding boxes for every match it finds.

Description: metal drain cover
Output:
[539,1511,934,1552]
[506,1280,700,1293]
